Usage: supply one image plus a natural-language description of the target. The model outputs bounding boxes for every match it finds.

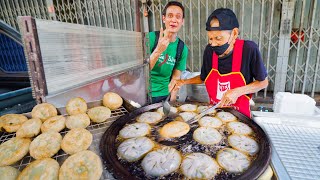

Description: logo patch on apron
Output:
[217,80,230,100]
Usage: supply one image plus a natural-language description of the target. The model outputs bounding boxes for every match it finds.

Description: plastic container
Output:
[273,92,316,116]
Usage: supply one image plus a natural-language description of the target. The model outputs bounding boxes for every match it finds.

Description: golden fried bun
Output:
[216,111,237,122]
[17,158,59,180]
[216,148,250,173]
[141,147,181,177]
[159,121,190,138]
[119,122,151,139]
[117,137,154,162]
[41,115,66,132]
[179,112,197,122]
[0,166,20,180]
[181,153,220,179]
[65,113,90,129]
[29,131,62,159]
[193,127,222,145]
[228,134,259,155]
[197,105,217,115]
[87,106,111,123]
[31,103,58,122]
[157,107,178,116]
[0,114,28,133]
[198,116,222,128]
[66,97,88,115]
[59,150,103,180]
[61,128,93,155]
[227,121,253,135]
[0,138,31,166]
[178,104,198,112]
[136,112,162,124]
[103,92,123,110]
[16,118,42,138]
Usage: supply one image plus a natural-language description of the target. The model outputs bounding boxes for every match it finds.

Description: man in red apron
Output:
[172,8,268,118]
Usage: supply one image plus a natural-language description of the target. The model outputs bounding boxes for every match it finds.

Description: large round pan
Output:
[100,102,271,180]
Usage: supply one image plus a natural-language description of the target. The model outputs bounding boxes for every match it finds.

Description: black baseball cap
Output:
[206,8,239,31]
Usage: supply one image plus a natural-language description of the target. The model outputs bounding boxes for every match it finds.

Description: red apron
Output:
[204,39,252,117]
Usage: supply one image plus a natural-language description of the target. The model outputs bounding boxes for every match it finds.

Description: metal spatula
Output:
[162,85,176,116]
[162,94,172,116]
[186,101,221,124]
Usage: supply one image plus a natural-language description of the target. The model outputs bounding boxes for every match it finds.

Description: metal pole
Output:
[198,0,201,71]
[121,0,127,30]
[114,0,121,29]
[292,0,305,93]
[258,0,264,52]
[240,0,244,39]
[250,0,254,40]
[129,0,134,31]
[274,0,295,96]
[312,39,320,97]
[190,0,194,71]
[108,0,114,28]
[302,0,317,94]
[134,0,141,32]
[265,0,275,98]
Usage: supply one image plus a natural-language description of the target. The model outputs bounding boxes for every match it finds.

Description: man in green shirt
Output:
[148,1,188,103]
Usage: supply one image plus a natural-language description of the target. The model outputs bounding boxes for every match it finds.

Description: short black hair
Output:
[162,1,185,18]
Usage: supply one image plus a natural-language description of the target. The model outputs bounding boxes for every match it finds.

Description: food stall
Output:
[0,15,319,180]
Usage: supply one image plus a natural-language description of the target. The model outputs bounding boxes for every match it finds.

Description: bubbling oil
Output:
[115,104,259,179]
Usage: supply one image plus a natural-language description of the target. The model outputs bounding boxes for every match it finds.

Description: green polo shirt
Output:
[148,31,188,97]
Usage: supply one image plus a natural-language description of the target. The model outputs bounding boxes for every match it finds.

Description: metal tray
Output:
[0,100,130,179]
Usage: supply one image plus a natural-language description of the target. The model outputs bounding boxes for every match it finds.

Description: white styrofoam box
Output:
[273,92,316,115]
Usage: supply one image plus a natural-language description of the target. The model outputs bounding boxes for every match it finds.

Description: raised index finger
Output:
[159,27,164,40]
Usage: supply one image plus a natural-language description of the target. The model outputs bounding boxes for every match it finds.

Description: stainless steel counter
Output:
[253,111,320,180]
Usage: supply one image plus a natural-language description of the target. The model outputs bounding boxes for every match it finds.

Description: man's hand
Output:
[219,88,241,107]
[149,28,173,69]
[171,79,185,92]
[154,28,172,54]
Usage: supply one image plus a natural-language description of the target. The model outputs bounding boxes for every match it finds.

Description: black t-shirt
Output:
[200,40,267,84]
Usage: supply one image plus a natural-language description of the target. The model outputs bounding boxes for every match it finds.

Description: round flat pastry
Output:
[0,166,20,180]
[59,150,103,180]
[17,158,59,180]
[66,113,90,129]
[141,147,181,176]
[29,131,62,159]
[181,153,220,179]
[0,137,31,166]
[228,134,259,155]
[159,121,190,138]
[179,112,197,122]
[227,121,253,135]
[197,105,217,115]
[87,106,111,123]
[66,97,87,115]
[61,128,93,155]
[0,114,28,133]
[31,103,57,122]
[157,106,178,116]
[193,127,222,145]
[178,104,197,112]
[216,111,237,122]
[119,122,151,139]
[216,148,250,173]
[117,137,154,162]
[41,115,66,132]
[103,92,123,110]
[16,118,42,138]
[198,116,222,128]
[136,112,162,124]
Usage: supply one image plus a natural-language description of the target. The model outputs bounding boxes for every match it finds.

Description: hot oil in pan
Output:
[115,108,259,180]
